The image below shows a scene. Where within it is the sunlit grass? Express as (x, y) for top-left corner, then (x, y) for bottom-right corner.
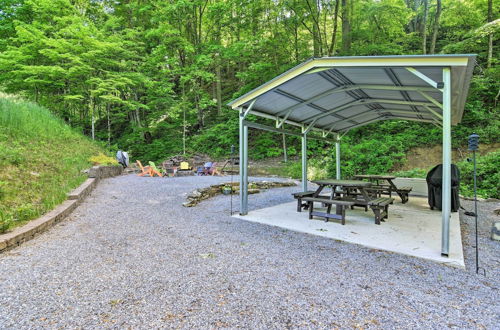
(0, 97), (105, 232)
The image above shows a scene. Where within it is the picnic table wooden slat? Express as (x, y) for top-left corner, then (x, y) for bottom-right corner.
(311, 179), (372, 187)
(354, 174), (411, 204)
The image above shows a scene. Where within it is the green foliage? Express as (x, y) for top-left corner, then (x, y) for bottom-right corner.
(0, 0), (497, 195)
(0, 96), (105, 233)
(336, 137), (406, 179)
(89, 153), (118, 166)
(307, 159), (329, 181)
(191, 115), (239, 158)
(0, 209), (12, 234)
(282, 161), (302, 180)
(250, 131), (285, 160)
(457, 151), (500, 199)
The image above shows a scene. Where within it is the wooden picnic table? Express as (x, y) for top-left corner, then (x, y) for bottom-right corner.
(353, 174), (412, 203)
(307, 180), (372, 223)
(312, 179), (373, 208)
(302, 179), (393, 225)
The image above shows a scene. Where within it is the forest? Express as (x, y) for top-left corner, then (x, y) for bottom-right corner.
(0, 0), (498, 172)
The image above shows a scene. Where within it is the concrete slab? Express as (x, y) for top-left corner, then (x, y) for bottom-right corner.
(233, 197), (464, 268)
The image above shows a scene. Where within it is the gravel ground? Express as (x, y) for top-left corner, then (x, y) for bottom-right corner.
(0, 175), (498, 329)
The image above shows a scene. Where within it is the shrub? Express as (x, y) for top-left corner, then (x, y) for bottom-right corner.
(0, 210), (12, 234)
(283, 161), (302, 179)
(89, 153), (118, 166)
(307, 159), (329, 181)
(457, 150), (500, 199)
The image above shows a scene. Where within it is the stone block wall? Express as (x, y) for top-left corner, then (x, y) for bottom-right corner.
(88, 165), (123, 179)
(1, 165), (123, 253)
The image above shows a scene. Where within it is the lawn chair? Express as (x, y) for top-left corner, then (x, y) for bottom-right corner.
(219, 159), (230, 173)
(179, 161), (191, 171)
(204, 162), (219, 176)
(137, 160), (153, 177)
(165, 166), (178, 177)
(148, 161), (163, 177)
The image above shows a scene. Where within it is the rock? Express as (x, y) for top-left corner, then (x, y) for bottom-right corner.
(88, 165), (123, 179)
(492, 221), (500, 241)
(182, 180), (296, 207)
(188, 190), (202, 199)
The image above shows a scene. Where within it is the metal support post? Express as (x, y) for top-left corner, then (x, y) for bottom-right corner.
(301, 129), (308, 192)
(441, 67), (451, 257)
(335, 135), (341, 180)
(239, 112), (248, 215)
(242, 124), (248, 214)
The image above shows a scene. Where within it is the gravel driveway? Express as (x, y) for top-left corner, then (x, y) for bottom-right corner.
(0, 175), (498, 329)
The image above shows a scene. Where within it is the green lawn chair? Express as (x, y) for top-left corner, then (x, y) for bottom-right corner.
(148, 161), (163, 177)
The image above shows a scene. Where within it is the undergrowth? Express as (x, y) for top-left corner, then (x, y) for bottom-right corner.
(281, 151), (500, 199)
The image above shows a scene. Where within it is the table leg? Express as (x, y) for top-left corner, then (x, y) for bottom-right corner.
(359, 187), (370, 211)
(313, 185), (325, 198)
(331, 185), (343, 215)
(387, 179), (401, 201)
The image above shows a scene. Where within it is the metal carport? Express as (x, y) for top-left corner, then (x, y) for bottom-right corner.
(228, 55), (476, 257)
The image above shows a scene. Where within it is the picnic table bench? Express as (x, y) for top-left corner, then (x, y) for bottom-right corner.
(301, 197), (356, 225)
(354, 175), (412, 204)
(292, 191), (316, 212)
(292, 191), (332, 212)
(368, 197), (394, 224)
(294, 179), (397, 225)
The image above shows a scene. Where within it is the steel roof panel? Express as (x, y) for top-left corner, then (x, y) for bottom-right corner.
(229, 55), (476, 132)
(334, 68), (395, 85)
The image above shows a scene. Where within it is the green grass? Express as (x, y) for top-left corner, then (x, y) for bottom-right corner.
(0, 96), (106, 233)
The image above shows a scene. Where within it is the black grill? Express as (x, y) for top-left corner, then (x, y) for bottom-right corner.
(426, 164), (460, 212)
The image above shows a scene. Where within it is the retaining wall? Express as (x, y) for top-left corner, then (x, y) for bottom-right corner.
(393, 178), (428, 197)
(0, 165), (122, 253)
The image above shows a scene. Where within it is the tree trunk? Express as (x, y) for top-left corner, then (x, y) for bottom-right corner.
(329, 0), (340, 56)
(294, 19), (299, 62)
(341, 0), (351, 53)
(309, 0), (321, 57)
(421, 0), (428, 54)
(183, 106), (186, 156)
(90, 98), (95, 140)
(430, 0), (441, 54)
(216, 58), (222, 115)
(487, 0), (493, 68)
(134, 93), (141, 127)
(413, 0), (419, 32)
(196, 90), (203, 129)
(107, 104), (111, 148)
(282, 133), (287, 163)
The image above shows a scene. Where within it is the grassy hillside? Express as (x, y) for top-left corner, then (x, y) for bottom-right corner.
(0, 96), (107, 233)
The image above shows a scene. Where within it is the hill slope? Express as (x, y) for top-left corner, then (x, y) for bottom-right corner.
(0, 96), (106, 232)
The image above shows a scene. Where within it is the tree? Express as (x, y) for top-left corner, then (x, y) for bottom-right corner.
(341, 0), (351, 53)
(430, 0), (441, 54)
(487, 0), (493, 68)
(0, 0), (497, 163)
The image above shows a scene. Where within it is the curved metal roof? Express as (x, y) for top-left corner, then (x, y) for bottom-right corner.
(228, 55), (476, 133)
